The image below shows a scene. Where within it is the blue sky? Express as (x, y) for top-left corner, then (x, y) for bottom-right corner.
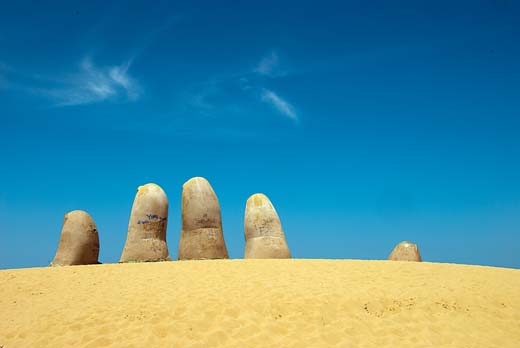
(1, 0), (519, 269)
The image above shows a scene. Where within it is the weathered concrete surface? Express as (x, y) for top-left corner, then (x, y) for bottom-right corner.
(120, 183), (169, 262)
(244, 193), (291, 259)
(178, 177), (229, 260)
(50, 210), (100, 266)
(388, 241), (422, 262)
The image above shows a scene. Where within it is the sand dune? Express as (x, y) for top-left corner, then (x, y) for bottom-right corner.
(1, 260), (519, 348)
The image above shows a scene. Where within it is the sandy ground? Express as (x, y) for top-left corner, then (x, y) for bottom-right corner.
(1, 259), (519, 348)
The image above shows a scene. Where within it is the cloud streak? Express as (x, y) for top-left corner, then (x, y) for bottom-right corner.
(2, 57), (141, 106)
(39, 57), (141, 106)
(183, 50), (299, 123)
(261, 89), (297, 120)
(254, 51), (279, 76)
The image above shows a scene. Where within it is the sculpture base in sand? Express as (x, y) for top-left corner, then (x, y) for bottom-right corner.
(244, 236), (291, 259)
(178, 228), (229, 260)
(388, 241), (422, 262)
(120, 239), (169, 263)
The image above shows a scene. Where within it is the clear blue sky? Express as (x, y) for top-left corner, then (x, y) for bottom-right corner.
(1, 0), (519, 269)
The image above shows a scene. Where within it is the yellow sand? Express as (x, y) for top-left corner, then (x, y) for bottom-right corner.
(1, 260), (519, 348)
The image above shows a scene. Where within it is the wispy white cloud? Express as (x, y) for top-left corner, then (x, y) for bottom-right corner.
(187, 79), (218, 111)
(108, 62), (141, 101)
(1, 57), (141, 106)
(261, 88), (297, 121)
(185, 51), (300, 123)
(254, 51), (279, 76)
(38, 57), (141, 106)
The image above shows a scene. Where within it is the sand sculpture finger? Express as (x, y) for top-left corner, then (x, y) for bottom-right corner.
(120, 183), (169, 262)
(178, 177), (229, 260)
(50, 210), (100, 266)
(388, 241), (422, 262)
(244, 193), (291, 259)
